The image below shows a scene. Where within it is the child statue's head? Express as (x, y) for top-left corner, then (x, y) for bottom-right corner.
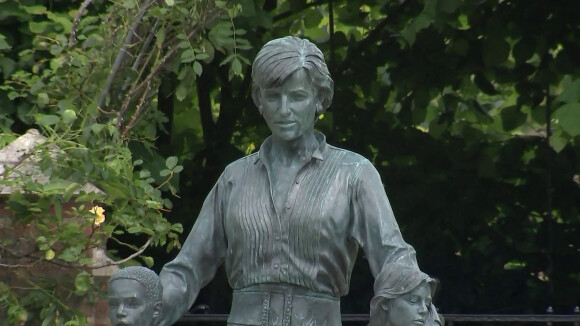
(369, 263), (443, 326)
(108, 266), (162, 326)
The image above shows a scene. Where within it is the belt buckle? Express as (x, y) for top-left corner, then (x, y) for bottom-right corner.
(261, 291), (270, 326)
(260, 286), (293, 326)
(283, 290), (293, 326)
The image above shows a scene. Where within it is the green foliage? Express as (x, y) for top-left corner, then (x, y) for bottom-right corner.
(0, 0), (243, 324)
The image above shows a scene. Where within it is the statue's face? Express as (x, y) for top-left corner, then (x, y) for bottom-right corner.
(108, 279), (158, 326)
(260, 69), (317, 142)
(385, 282), (431, 326)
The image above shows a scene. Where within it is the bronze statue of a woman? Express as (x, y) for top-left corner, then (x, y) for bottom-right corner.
(156, 36), (419, 326)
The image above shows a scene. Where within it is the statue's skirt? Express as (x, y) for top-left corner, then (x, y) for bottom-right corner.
(228, 283), (342, 326)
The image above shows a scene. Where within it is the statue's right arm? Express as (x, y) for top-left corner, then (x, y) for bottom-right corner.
(156, 177), (228, 326)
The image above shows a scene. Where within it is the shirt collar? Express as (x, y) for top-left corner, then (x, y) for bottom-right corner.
(253, 132), (327, 164)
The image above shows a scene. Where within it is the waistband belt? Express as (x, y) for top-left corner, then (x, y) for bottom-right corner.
(228, 284), (341, 326)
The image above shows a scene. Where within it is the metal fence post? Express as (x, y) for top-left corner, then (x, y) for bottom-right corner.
(546, 306), (553, 326)
(574, 306), (579, 326)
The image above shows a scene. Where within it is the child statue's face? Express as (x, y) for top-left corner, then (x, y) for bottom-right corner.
(385, 282), (432, 326)
(108, 279), (159, 326)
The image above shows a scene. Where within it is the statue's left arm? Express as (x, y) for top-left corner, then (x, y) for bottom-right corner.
(350, 160), (418, 277)
(155, 173), (229, 326)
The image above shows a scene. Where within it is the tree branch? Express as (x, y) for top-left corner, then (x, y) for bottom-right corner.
(98, 0), (156, 112)
(132, 20), (160, 71)
(116, 7), (223, 133)
(91, 237), (153, 268)
(197, 66), (215, 144)
(121, 78), (152, 139)
(69, 0), (95, 46)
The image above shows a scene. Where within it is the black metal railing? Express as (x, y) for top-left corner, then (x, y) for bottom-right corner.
(176, 312), (580, 325)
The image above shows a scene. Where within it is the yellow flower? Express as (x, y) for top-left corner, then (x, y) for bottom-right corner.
(89, 205), (105, 226)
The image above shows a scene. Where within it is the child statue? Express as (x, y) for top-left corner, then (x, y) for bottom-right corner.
(107, 266), (162, 326)
(369, 263), (444, 326)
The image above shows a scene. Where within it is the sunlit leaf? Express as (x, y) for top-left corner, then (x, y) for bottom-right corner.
(166, 156), (178, 169)
(555, 102), (580, 136)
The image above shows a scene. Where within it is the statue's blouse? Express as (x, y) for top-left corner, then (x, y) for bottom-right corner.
(158, 133), (417, 324)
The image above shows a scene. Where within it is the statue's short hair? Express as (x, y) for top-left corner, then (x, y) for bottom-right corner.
(251, 36), (334, 114)
(109, 266), (162, 305)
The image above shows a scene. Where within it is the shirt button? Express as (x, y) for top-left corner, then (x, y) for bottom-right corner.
(273, 264), (279, 269)
(275, 235), (281, 240)
(285, 204), (291, 209)
(295, 180), (299, 184)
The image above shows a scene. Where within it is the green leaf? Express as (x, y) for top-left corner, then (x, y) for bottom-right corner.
(513, 38), (536, 62)
(473, 73), (497, 95)
(438, 0), (459, 14)
(220, 54), (235, 66)
(44, 249), (55, 260)
(193, 61), (203, 76)
(195, 53), (210, 60)
(181, 49), (195, 63)
(61, 109), (77, 123)
(412, 13), (432, 31)
(175, 82), (188, 101)
(0, 57), (16, 78)
(165, 0), (174, 6)
(127, 226), (142, 233)
(91, 123), (105, 134)
(21, 5), (47, 14)
(36, 114), (60, 125)
(121, 0), (136, 9)
(59, 246), (82, 262)
(74, 272), (91, 293)
(156, 27), (165, 48)
(400, 26), (416, 46)
(37, 92), (50, 108)
(554, 78), (580, 104)
(482, 37), (510, 66)
(549, 130), (568, 153)
(232, 57), (242, 75)
(146, 200), (162, 209)
(173, 165), (183, 173)
(166, 156), (178, 169)
(503, 260), (526, 270)
(500, 106), (527, 131)
(555, 102), (580, 136)
(238, 0), (256, 17)
(141, 256), (154, 267)
(304, 9), (323, 28)
(29, 21), (50, 34)
(46, 11), (72, 31)
(159, 169), (171, 177)
(0, 34), (11, 51)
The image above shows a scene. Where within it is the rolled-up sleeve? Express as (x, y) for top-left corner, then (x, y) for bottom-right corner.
(350, 161), (418, 277)
(157, 173), (228, 326)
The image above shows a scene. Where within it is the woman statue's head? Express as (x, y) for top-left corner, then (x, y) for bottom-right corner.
(369, 264), (442, 326)
(251, 36), (334, 117)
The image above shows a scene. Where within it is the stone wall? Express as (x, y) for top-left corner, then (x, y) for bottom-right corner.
(1, 129), (115, 325)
